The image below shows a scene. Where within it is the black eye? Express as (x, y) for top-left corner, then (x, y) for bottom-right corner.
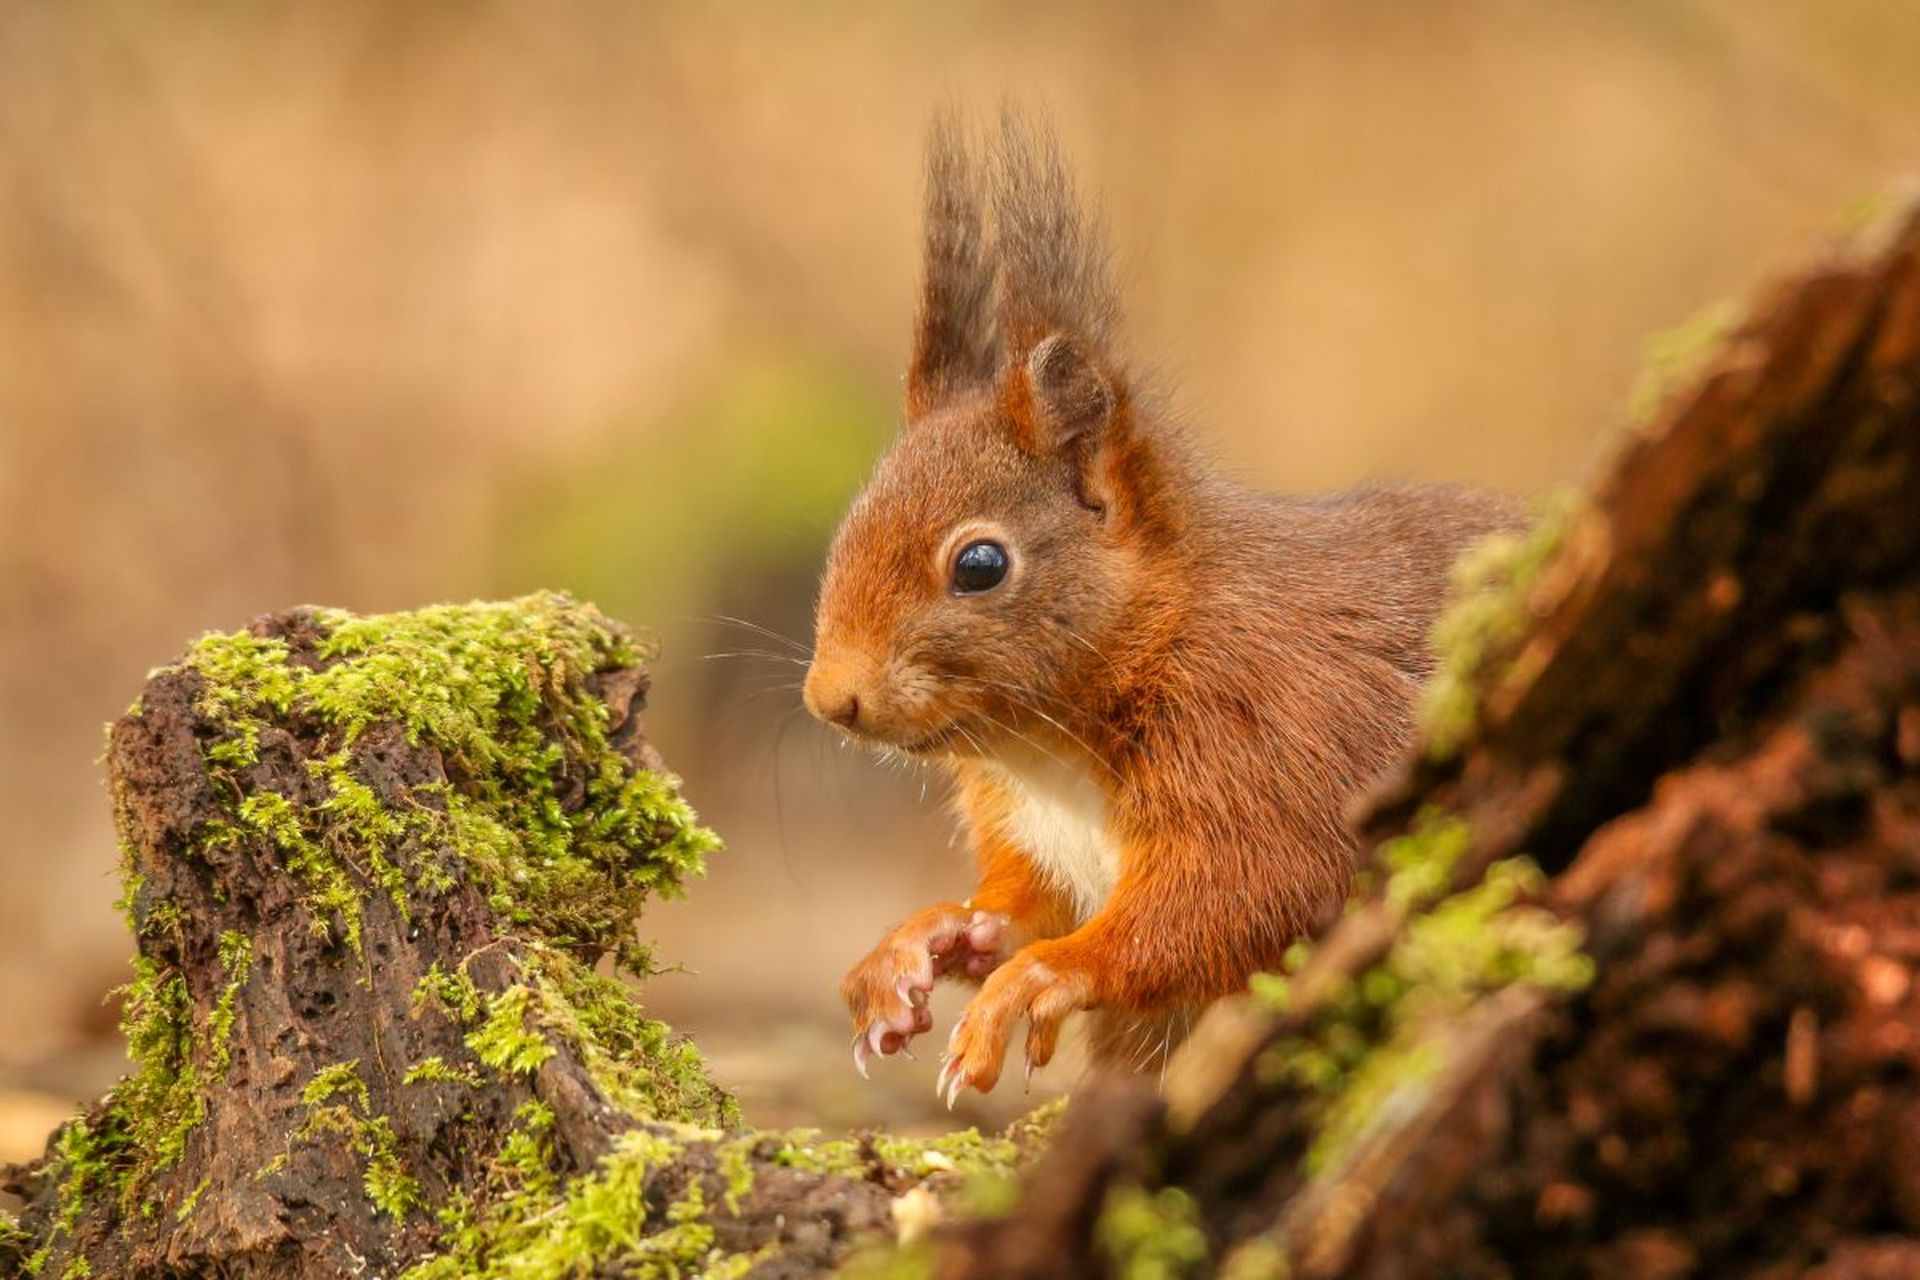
(951, 539), (1011, 594)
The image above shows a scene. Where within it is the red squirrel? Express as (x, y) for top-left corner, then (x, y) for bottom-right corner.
(803, 116), (1524, 1106)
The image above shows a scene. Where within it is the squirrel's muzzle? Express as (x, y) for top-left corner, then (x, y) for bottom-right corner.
(805, 645), (953, 751)
(804, 649), (873, 733)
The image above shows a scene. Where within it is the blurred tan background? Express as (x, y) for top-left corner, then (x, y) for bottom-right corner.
(2, 0), (1918, 1154)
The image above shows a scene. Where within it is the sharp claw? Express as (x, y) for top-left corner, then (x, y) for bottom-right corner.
(899, 1044), (916, 1061)
(867, 1022), (891, 1056)
(935, 1055), (956, 1101)
(1024, 1056), (1034, 1091)
(852, 1034), (871, 1080)
(945, 1071), (965, 1111)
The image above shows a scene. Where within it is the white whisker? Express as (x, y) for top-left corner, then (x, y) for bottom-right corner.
(699, 613), (811, 655)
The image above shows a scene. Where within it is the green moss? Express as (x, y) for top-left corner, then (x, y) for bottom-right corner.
(832, 1103), (1069, 1261)
(952, 1168), (1022, 1219)
(498, 1101), (560, 1193)
(715, 1139), (754, 1215)
(173, 1177), (212, 1224)
(1627, 299), (1738, 425)
(764, 1125), (1023, 1186)
(1300, 858), (1589, 1175)
(402, 1056), (484, 1089)
(1378, 812), (1473, 914)
(465, 985), (557, 1077)
(403, 1127), (760, 1280)
(16, 1113), (130, 1278)
(52, 1121), (112, 1237)
(176, 595), (718, 966)
(310, 750), (414, 915)
(995, 1095), (1068, 1156)
(1095, 1184), (1209, 1280)
(236, 790), (364, 950)
(1216, 1238), (1291, 1280)
(528, 957), (734, 1127)
(362, 1127), (428, 1222)
(767, 1130), (856, 1177)
(110, 957), (201, 1181)
(1251, 811), (1593, 1179)
(1419, 498), (1575, 761)
(295, 1061), (424, 1221)
(207, 931), (252, 1074)
(186, 629), (298, 771)
(872, 1128), (1021, 1182)
(838, 1240), (939, 1280)
(413, 963), (483, 1024)
(300, 1060), (369, 1109)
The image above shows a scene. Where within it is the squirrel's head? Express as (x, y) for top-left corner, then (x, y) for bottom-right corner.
(806, 115), (1180, 758)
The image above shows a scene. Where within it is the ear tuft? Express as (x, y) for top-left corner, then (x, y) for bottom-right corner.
(1025, 333), (1113, 448)
(906, 113), (998, 419)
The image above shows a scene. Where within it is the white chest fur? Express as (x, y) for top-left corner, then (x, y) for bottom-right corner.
(981, 752), (1120, 923)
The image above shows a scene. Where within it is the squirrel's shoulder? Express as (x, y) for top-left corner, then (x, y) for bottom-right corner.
(1273, 479), (1525, 531)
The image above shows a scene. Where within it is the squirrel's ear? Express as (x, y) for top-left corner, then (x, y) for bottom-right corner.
(1011, 332), (1130, 515)
(1012, 332), (1160, 524)
(1021, 333), (1114, 453)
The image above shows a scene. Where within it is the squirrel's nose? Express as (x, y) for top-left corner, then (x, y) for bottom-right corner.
(803, 661), (864, 730)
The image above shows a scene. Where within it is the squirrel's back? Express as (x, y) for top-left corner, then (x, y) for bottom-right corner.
(1229, 480), (1527, 680)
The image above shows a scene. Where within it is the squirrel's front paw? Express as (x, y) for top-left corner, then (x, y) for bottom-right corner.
(842, 904), (1010, 1077)
(936, 947), (1090, 1108)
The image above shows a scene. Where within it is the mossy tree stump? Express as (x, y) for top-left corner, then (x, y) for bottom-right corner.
(0, 596), (1017, 1279)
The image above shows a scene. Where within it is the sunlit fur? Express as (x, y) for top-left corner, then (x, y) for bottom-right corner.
(809, 113), (1525, 1089)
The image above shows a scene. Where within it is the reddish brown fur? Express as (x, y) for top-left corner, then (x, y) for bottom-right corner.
(807, 114), (1524, 1097)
